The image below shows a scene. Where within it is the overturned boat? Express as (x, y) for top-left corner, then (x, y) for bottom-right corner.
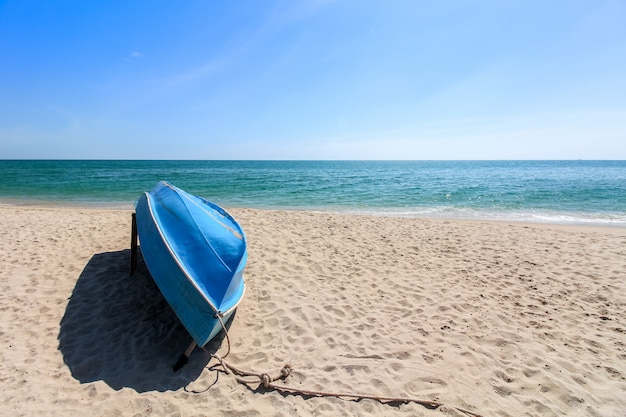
(135, 181), (247, 348)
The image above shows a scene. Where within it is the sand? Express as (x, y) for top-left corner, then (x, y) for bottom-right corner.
(0, 206), (625, 417)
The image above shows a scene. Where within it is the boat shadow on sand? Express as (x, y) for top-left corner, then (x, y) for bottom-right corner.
(58, 249), (229, 393)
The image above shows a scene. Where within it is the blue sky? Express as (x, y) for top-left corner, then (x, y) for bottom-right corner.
(1, 1), (624, 159)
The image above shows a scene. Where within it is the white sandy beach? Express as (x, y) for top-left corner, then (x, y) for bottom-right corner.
(0, 206), (625, 416)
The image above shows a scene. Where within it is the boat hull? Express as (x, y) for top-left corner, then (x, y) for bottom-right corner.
(135, 181), (246, 347)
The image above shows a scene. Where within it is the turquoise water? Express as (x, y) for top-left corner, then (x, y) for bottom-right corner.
(1, 160), (625, 226)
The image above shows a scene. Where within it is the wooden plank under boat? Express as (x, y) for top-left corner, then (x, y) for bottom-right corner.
(135, 181), (247, 347)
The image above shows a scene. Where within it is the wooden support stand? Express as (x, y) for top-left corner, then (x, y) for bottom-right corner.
(130, 212), (138, 275)
(173, 340), (197, 372)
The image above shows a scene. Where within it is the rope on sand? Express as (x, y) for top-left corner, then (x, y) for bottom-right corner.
(198, 312), (482, 417)
(206, 352), (483, 417)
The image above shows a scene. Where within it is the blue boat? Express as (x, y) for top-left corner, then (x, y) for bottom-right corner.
(135, 181), (247, 348)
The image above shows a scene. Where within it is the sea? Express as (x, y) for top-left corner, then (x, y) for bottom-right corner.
(1, 160), (625, 226)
